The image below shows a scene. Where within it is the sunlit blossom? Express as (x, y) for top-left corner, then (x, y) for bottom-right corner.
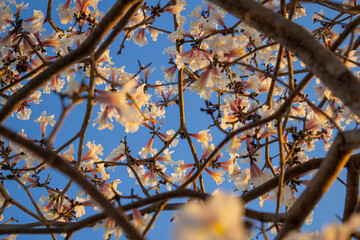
(189, 129), (212, 148)
(22, 10), (45, 33)
(82, 141), (103, 162)
(33, 111), (56, 138)
(132, 28), (148, 47)
(138, 137), (157, 158)
(205, 168), (225, 185)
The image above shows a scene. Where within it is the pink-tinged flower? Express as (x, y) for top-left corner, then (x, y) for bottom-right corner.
(99, 179), (121, 199)
(96, 91), (126, 108)
(62, 144), (75, 162)
(259, 127), (277, 139)
(219, 159), (234, 173)
(138, 137), (157, 158)
(93, 105), (115, 131)
(223, 48), (245, 59)
(189, 130), (212, 148)
(85, 161), (109, 180)
(79, 199), (95, 207)
(26, 91), (42, 105)
(148, 27), (162, 41)
(304, 137), (315, 152)
(95, 82), (138, 124)
(108, 69), (118, 83)
(21, 172), (36, 184)
(162, 65), (177, 81)
(200, 22), (218, 36)
(29, 58), (42, 69)
(211, 65), (223, 83)
(229, 164), (250, 191)
(229, 98), (243, 114)
(258, 82), (271, 93)
(193, 68), (212, 91)
(93, 217), (123, 240)
(201, 50), (212, 60)
(43, 198), (55, 212)
(141, 121), (153, 129)
(291, 105), (306, 117)
(180, 167), (195, 183)
(163, 4), (186, 15)
(16, 105), (32, 120)
(244, 137), (253, 152)
(304, 118), (320, 131)
(43, 75), (65, 93)
(156, 149), (174, 166)
(132, 209), (151, 231)
(105, 143), (126, 162)
(159, 171), (173, 182)
(213, 11), (226, 28)
(309, 103), (326, 120)
(14, 2), (29, 15)
(205, 168), (225, 185)
(23, 10), (45, 33)
(83, 161), (100, 174)
(215, 152), (223, 162)
(200, 144), (214, 161)
(132, 28), (148, 47)
(226, 136), (241, 154)
(76, 0), (90, 13)
(250, 161), (262, 179)
(130, 84), (151, 108)
(62, 0), (72, 10)
(0, 34), (13, 46)
(140, 166), (158, 187)
(82, 141), (103, 162)
(249, 162), (272, 187)
(158, 132), (172, 141)
(143, 68), (154, 82)
(23, 37), (34, 53)
(242, 79), (256, 90)
(128, 9), (144, 26)
(33, 111), (56, 138)
(173, 192), (246, 240)
(42, 38), (59, 48)
(178, 163), (195, 172)
(269, 185), (296, 208)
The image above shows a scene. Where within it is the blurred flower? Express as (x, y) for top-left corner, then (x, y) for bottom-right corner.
(138, 137), (157, 158)
(173, 192), (246, 240)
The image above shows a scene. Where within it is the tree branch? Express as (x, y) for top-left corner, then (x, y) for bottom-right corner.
(209, 0), (360, 117)
(0, 0), (142, 125)
(276, 130), (360, 239)
(343, 159), (360, 221)
(0, 126), (144, 240)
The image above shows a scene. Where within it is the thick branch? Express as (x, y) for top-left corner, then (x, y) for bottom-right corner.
(343, 160), (360, 221)
(0, 0), (141, 125)
(242, 158), (322, 203)
(242, 154), (360, 203)
(0, 189), (285, 235)
(0, 126), (143, 240)
(276, 130), (360, 239)
(94, 1), (143, 60)
(209, 0), (360, 117)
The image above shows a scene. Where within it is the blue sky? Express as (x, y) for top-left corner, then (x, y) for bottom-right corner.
(1, 0), (355, 239)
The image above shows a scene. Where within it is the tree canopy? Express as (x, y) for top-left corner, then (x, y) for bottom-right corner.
(0, 0), (360, 239)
